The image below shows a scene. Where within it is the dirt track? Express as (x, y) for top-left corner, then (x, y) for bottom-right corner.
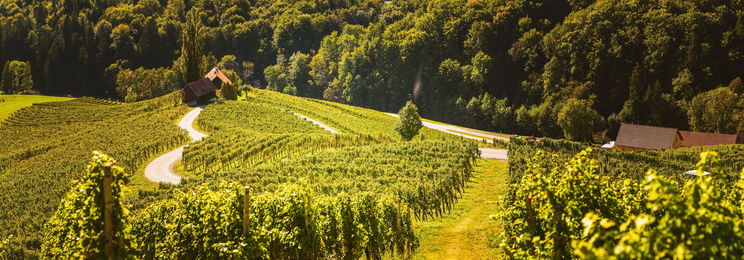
(144, 107), (206, 184)
(385, 113), (508, 161)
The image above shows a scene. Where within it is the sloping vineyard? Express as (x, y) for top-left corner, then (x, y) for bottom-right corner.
(186, 141), (480, 220)
(41, 153), (419, 259)
(183, 133), (386, 173)
(507, 138), (744, 182)
(182, 100), (396, 174)
(0, 93), (188, 257)
(499, 138), (744, 258)
(35, 90), (481, 258)
(131, 183), (418, 259)
(243, 89), (455, 140)
(181, 94), (480, 221)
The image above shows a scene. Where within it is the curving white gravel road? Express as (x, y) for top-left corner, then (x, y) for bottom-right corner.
(144, 107), (206, 184)
(385, 113), (508, 161)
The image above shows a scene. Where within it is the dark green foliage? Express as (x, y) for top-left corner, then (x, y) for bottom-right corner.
(0, 60), (32, 94)
(728, 76), (744, 94)
(395, 101), (423, 141)
(116, 67), (181, 102)
(1, 0), (741, 133)
(220, 82), (238, 100)
(687, 87), (742, 135)
(181, 8), (205, 83)
(557, 99), (603, 141)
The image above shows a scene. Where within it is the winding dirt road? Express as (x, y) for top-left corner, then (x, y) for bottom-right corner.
(385, 113), (508, 161)
(144, 107), (206, 184)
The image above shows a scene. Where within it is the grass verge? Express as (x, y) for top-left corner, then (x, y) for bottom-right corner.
(411, 159), (507, 259)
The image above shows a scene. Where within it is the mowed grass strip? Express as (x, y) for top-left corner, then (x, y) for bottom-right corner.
(0, 94), (73, 122)
(412, 159), (507, 260)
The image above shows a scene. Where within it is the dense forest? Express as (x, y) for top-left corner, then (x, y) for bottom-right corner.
(1, 0), (743, 139)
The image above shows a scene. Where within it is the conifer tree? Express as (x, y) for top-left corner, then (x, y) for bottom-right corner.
(395, 101), (424, 141)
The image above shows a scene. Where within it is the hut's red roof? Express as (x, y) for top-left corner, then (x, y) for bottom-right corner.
(679, 131), (738, 147)
(205, 67), (233, 85)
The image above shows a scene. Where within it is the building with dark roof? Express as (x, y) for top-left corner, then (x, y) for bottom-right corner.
(182, 78), (217, 106)
(614, 123), (682, 151)
(679, 131), (739, 147)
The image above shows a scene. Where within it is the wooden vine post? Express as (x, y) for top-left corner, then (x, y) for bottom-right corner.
(102, 164), (115, 258)
(395, 200), (401, 251)
(243, 186), (251, 237)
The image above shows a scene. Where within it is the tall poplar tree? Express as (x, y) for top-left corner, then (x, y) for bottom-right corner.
(181, 8), (205, 83)
(1, 61), (10, 94)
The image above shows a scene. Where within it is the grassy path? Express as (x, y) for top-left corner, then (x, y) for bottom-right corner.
(412, 159), (507, 259)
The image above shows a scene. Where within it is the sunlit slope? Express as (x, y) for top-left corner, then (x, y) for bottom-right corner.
(244, 88), (456, 139)
(0, 94), (74, 123)
(0, 94), (188, 256)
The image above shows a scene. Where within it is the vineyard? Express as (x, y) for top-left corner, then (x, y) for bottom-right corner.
(5, 87), (743, 258)
(241, 89), (455, 139)
(26, 88), (483, 259)
(499, 138), (744, 258)
(180, 91), (480, 220)
(184, 141), (480, 219)
(0, 93), (188, 257)
(0, 89), (483, 258)
(41, 152), (420, 259)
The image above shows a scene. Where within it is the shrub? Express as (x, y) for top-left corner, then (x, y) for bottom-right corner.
(395, 101), (423, 141)
(221, 82), (238, 100)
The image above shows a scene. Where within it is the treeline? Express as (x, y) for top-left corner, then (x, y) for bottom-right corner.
(0, 0), (385, 98)
(1, 0), (743, 138)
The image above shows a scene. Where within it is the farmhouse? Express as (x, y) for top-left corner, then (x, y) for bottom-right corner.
(679, 131), (739, 147)
(614, 123), (742, 151)
(182, 78), (218, 106)
(182, 67), (234, 105)
(205, 67), (233, 89)
(614, 123), (682, 151)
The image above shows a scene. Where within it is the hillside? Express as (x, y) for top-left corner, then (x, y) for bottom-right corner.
(0, 94), (189, 257)
(1, 0), (742, 140)
(0, 89), (485, 257)
(0, 95), (73, 123)
(2, 88), (743, 258)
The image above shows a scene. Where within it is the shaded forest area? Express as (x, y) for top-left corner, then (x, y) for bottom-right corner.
(1, 0), (743, 139)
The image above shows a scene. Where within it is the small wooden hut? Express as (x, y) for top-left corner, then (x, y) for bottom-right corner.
(182, 78), (218, 106)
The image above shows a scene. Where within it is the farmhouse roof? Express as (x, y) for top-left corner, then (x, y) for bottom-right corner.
(615, 123), (680, 150)
(186, 78), (218, 97)
(679, 131), (739, 147)
(205, 67), (233, 85)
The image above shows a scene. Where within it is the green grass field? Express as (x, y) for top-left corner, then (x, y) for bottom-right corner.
(0, 94), (73, 123)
